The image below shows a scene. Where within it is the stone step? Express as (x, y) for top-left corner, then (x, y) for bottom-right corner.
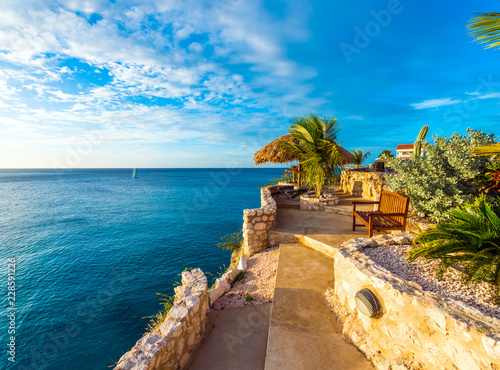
(264, 244), (373, 370)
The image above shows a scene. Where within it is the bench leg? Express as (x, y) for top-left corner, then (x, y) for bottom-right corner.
(368, 217), (373, 238)
(352, 213), (356, 231)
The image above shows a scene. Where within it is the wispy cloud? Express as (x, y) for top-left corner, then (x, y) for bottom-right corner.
(344, 115), (364, 120)
(477, 92), (500, 100)
(410, 98), (462, 110)
(1, 1), (500, 168)
(0, 0), (324, 167)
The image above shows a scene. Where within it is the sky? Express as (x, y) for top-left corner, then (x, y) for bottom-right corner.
(0, 0), (499, 168)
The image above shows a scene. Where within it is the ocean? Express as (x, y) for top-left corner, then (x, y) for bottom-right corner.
(0, 168), (284, 370)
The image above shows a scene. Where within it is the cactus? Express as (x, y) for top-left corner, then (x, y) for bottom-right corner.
(414, 125), (428, 157)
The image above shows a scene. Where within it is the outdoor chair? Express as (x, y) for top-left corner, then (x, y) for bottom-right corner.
(352, 190), (410, 237)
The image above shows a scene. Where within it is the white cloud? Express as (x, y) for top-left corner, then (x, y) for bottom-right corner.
(411, 98), (462, 110)
(0, 0), (325, 167)
(478, 92), (500, 100)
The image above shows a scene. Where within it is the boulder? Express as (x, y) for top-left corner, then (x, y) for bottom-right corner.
(207, 278), (231, 305)
(222, 268), (241, 284)
(238, 255), (248, 270)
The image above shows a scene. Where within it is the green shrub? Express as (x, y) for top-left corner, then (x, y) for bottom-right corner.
(142, 267), (191, 334)
(409, 196), (500, 291)
(387, 128), (496, 221)
(217, 230), (243, 252)
(208, 264), (227, 290)
(235, 270), (247, 282)
(142, 293), (175, 334)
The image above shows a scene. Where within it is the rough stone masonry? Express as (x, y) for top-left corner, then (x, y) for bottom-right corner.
(242, 186), (277, 256)
(331, 233), (500, 370)
(114, 268), (209, 370)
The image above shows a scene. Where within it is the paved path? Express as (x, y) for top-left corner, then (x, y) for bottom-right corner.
(187, 304), (271, 370)
(264, 243), (373, 370)
(189, 190), (377, 369)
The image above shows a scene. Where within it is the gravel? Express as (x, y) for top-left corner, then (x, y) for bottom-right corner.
(212, 246), (279, 310)
(360, 244), (500, 319)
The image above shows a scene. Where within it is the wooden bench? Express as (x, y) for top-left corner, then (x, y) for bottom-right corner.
(352, 190), (410, 237)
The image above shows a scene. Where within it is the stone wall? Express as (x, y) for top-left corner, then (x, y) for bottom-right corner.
(242, 186), (277, 256)
(300, 193), (339, 211)
(340, 169), (391, 200)
(115, 269), (209, 370)
(331, 234), (500, 369)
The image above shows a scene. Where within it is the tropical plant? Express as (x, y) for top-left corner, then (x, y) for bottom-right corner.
(414, 125), (428, 157)
(387, 129), (496, 221)
(485, 167), (500, 194)
(351, 149), (370, 168)
(409, 196), (500, 290)
(280, 113), (343, 197)
(283, 164), (305, 184)
(468, 12), (500, 49)
(264, 176), (291, 186)
(378, 150), (394, 160)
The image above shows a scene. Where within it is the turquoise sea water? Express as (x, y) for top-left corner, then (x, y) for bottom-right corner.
(0, 168), (284, 370)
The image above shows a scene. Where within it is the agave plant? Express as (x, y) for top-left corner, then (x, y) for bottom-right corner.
(351, 149), (370, 168)
(408, 196), (500, 289)
(281, 113), (342, 197)
(468, 12), (500, 49)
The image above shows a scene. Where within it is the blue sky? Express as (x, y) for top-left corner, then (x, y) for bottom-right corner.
(0, 0), (499, 168)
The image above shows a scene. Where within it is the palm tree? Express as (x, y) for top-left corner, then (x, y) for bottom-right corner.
(378, 149), (394, 160)
(283, 164), (305, 183)
(351, 149), (370, 168)
(468, 12), (500, 49)
(409, 197), (500, 289)
(280, 113), (343, 197)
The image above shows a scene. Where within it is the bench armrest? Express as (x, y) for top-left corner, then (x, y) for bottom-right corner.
(352, 200), (380, 212)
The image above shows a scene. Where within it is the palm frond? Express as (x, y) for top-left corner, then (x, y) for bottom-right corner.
(472, 143), (500, 156)
(408, 196), (500, 292)
(350, 149), (371, 168)
(284, 112), (343, 196)
(468, 13), (500, 49)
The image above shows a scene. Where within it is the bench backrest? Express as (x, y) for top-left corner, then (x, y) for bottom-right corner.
(379, 190), (410, 224)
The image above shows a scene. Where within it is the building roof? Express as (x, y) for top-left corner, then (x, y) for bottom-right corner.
(396, 143), (424, 151)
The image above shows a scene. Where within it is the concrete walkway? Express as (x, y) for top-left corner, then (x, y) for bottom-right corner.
(189, 190), (378, 369)
(271, 190), (385, 247)
(187, 304), (271, 370)
(264, 244), (373, 370)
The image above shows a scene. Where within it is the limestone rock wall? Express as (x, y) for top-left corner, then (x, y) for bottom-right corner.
(207, 255), (247, 306)
(242, 186), (277, 256)
(115, 269), (209, 370)
(340, 169), (391, 200)
(332, 235), (500, 369)
(300, 194), (339, 211)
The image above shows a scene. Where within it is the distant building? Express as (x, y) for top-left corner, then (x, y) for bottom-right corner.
(395, 143), (425, 159)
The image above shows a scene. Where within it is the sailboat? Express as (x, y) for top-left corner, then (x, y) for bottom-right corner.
(132, 168), (139, 179)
